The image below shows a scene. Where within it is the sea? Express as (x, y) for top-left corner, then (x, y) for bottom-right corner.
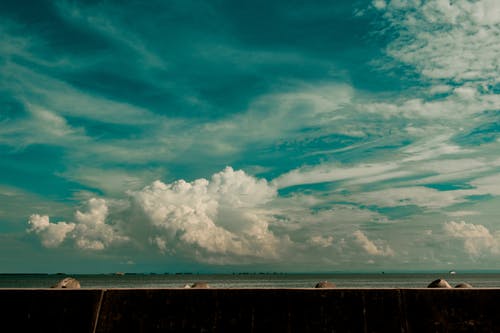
(1, 273), (500, 289)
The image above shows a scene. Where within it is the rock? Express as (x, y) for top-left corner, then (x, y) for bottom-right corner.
(314, 281), (336, 288)
(51, 277), (81, 289)
(427, 278), (452, 288)
(191, 282), (210, 288)
(455, 283), (473, 288)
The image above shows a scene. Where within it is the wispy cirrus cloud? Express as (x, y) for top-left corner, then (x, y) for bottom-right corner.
(376, 0), (500, 86)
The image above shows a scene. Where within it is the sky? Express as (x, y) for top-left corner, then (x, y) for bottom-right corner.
(1, 0), (500, 273)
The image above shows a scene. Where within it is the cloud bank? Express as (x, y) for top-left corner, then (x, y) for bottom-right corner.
(29, 198), (128, 250)
(28, 167), (404, 267)
(444, 221), (500, 257)
(28, 168), (287, 264)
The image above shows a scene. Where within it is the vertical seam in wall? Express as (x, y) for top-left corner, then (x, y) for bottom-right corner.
(92, 289), (105, 333)
(398, 289), (409, 333)
(362, 292), (368, 333)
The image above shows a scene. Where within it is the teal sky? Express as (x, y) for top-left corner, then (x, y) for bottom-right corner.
(1, 0), (500, 273)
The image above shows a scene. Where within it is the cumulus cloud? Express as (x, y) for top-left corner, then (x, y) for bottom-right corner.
(72, 198), (129, 250)
(28, 198), (128, 250)
(131, 167), (282, 262)
(353, 230), (394, 257)
(28, 215), (75, 248)
(307, 235), (334, 248)
(28, 167), (410, 266)
(28, 167), (288, 264)
(443, 221), (500, 257)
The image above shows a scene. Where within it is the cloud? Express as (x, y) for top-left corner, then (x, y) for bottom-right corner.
(59, 166), (164, 195)
(56, 1), (167, 70)
(27, 166), (405, 266)
(353, 230), (394, 256)
(72, 198), (129, 250)
(469, 173), (500, 196)
(307, 235), (334, 248)
(28, 167), (287, 264)
(28, 198), (128, 250)
(353, 186), (466, 209)
(377, 0), (500, 86)
(199, 83), (354, 155)
(28, 215), (75, 248)
(274, 162), (400, 189)
(446, 211), (480, 218)
(443, 221), (500, 257)
(402, 135), (468, 162)
(131, 167), (282, 262)
(372, 0), (387, 10)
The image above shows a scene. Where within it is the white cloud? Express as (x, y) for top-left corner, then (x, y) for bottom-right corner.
(402, 135), (468, 162)
(28, 167), (286, 263)
(28, 215), (75, 248)
(274, 162), (400, 189)
(307, 235), (334, 248)
(380, 0), (500, 86)
(59, 167), (164, 196)
(372, 0), (387, 10)
(443, 221), (500, 257)
(28, 198), (128, 250)
(56, 1), (168, 70)
(352, 186), (465, 209)
(131, 167), (282, 262)
(469, 173), (500, 196)
(360, 94), (500, 120)
(353, 230), (394, 256)
(27, 167), (407, 266)
(446, 211), (480, 218)
(72, 198), (129, 250)
(28, 104), (79, 138)
(200, 83), (354, 154)
(429, 84), (453, 95)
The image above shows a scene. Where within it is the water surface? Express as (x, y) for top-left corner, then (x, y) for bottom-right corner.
(1, 273), (499, 289)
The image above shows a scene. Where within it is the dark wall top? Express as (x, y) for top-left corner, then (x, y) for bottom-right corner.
(1, 289), (499, 333)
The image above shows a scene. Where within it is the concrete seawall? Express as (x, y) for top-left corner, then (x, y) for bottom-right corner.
(2, 288), (500, 332)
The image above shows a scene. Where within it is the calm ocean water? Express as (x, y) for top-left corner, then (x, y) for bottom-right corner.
(2, 273), (500, 289)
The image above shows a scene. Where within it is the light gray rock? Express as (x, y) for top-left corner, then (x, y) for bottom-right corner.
(191, 282), (210, 288)
(455, 282), (473, 288)
(427, 278), (452, 288)
(314, 281), (336, 288)
(51, 277), (81, 289)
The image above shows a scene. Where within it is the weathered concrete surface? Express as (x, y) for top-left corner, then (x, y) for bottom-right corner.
(2, 289), (500, 332)
(96, 289), (405, 333)
(402, 289), (500, 333)
(0, 289), (102, 333)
